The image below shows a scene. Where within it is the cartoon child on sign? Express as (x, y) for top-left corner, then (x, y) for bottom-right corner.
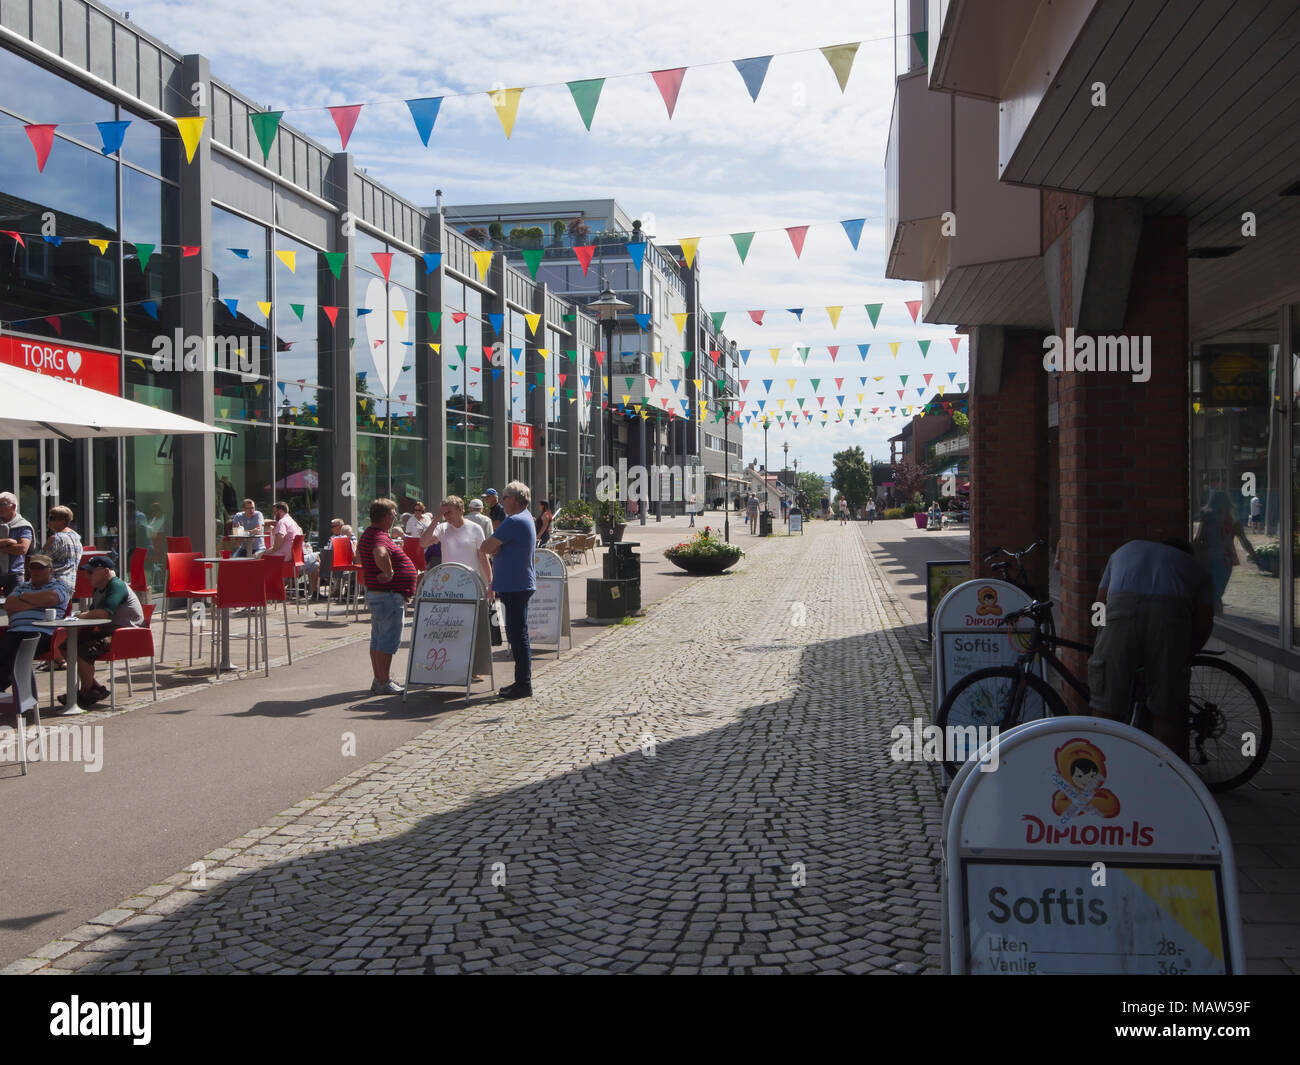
(1050, 738), (1121, 823)
(975, 586), (1002, 616)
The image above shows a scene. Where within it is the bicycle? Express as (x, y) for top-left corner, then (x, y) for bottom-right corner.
(935, 595), (1272, 792)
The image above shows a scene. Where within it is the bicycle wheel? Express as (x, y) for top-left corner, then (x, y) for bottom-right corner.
(1185, 656), (1272, 792)
(936, 666), (1068, 777)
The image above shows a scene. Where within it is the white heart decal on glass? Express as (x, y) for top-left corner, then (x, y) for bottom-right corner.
(65, 349), (82, 374)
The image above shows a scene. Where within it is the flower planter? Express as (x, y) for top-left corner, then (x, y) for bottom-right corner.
(666, 553), (740, 574)
(915, 513), (928, 529)
(598, 520), (627, 545)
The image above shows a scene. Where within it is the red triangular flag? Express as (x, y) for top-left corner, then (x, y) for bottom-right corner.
(835, 378), (844, 389)
(328, 104), (363, 150)
(181, 245), (200, 257)
(749, 310), (765, 325)
(372, 252), (393, 282)
(574, 245), (596, 275)
(452, 312), (467, 323)
(786, 225), (809, 258)
(950, 337), (962, 353)
(924, 373), (933, 385)
(709, 349), (721, 365)
(1, 230), (25, 248)
(905, 300), (922, 322)
(322, 306), (339, 326)
(651, 68), (687, 118)
(44, 316), (62, 335)
(25, 124), (56, 172)
(828, 345), (839, 360)
(594, 350), (605, 367)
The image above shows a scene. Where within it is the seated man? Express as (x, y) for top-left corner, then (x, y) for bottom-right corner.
(0, 554), (70, 693)
(1088, 538), (1215, 761)
(72, 557), (145, 705)
(257, 501), (315, 589)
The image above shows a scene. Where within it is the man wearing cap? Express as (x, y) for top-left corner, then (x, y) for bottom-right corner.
(0, 490), (35, 596)
(484, 489), (506, 532)
(71, 556), (144, 706)
(465, 499), (493, 539)
(0, 553), (69, 695)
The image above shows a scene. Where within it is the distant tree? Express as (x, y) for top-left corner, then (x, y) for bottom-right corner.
(832, 446), (873, 511)
(488, 221), (503, 241)
(464, 226), (488, 244)
(952, 410), (970, 432)
(891, 456), (929, 502)
(567, 218), (590, 243)
(796, 471), (825, 509)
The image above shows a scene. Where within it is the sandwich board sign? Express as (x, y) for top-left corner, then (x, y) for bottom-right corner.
(531, 548), (571, 657)
(405, 563), (494, 700)
(788, 508), (803, 534)
(942, 717), (1243, 974)
(931, 578), (1037, 712)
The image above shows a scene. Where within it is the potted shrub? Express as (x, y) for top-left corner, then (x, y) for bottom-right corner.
(465, 225), (488, 245)
(596, 499), (627, 544)
(1254, 541), (1280, 577)
(488, 221), (504, 243)
(554, 498), (594, 532)
(552, 220), (566, 245)
(664, 526), (744, 574)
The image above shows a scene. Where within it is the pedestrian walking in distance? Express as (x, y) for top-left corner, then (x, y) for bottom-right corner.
(479, 481), (537, 700)
(839, 497), (848, 525)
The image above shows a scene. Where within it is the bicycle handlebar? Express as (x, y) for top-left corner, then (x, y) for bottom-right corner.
(982, 539), (1048, 565)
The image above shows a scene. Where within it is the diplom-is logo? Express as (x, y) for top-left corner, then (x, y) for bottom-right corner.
(962, 585), (1006, 626)
(1022, 738), (1156, 847)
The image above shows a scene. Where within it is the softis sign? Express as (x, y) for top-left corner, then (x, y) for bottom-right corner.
(511, 423), (535, 449)
(0, 335), (121, 396)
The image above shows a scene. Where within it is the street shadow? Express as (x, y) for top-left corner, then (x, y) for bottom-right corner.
(58, 627), (945, 975)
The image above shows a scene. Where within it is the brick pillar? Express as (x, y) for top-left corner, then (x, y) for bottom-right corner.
(1056, 215), (1189, 707)
(969, 326), (1051, 593)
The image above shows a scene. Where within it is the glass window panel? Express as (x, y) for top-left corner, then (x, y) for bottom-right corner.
(0, 45), (115, 126)
(272, 233), (330, 396)
(1190, 312), (1281, 642)
(211, 206), (271, 384)
(122, 167), (180, 355)
(213, 420), (274, 542)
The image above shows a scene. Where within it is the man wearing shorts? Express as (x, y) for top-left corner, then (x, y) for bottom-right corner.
(358, 499), (418, 695)
(74, 556), (144, 705)
(1087, 538), (1215, 761)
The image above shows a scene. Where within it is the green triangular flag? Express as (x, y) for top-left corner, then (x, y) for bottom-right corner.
(730, 232), (754, 263)
(799, 346), (810, 363)
(900, 374), (909, 385)
(918, 339), (930, 357)
(681, 350), (693, 367)
(521, 248), (544, 279)
(426, 311), (442, 332)
(624, 377), (634, 389)
(456, 345), (468, 358)
(535, 372), (545, 384)
(249, 110), (284, 162)
(567, 78), (605, 131)
(810, 378), (821, 391)
(865, 303), (882, 327)
(566, 389), (575, 398)
(133, 243), (155, 271)
(562, 313), (576, 321)
(797, 398), (806, 409)
(710, 311), (726, 332)
(323, 251), (347, 279)
(911, 32), (929, 65)
(290, 303), (305, 321)
(77, 311), (94, 324)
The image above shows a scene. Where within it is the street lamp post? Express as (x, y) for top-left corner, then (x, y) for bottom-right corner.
(717, 385), (738, 543)
(588, 285), (631, 546)
(762, 417), (770, 514)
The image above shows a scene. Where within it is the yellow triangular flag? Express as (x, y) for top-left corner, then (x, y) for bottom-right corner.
(652, 351), (663, 369)
(873, 375), (884, 381)
(672, 312), (689, 334)
(360, 398), (368, 410)
(693, 378), (704, 391)
(548, 387), (556, 396)
(826, 305), (842, 328)
(88, 239), (110, 255)
(856, 393), (864, 403)
(515, 370), (525, 377)
(938, 384), (946, 395)
(429, 343), (440, 354)
(257, 301), (272, 318)
(538, 348), (550, 359)
(276, 249), (297, 273)
(253, 381), (263, 395)
(392, 309), (407, 329)
(778, 399), (786, 410)
(787, 379), (797, 392)
(679, 238), (700, 269)
(821, 43), (860, 93)
(175, 116), (206, 163)
(770, 348), (781, 363)
(1193, 401), (1201, 413)
(524, 312), (541, 335)
(471, 250), (494, 281)
(622, 394), (631, 405)
(889, 342), (900, 358)
(490, 87), (524, 138)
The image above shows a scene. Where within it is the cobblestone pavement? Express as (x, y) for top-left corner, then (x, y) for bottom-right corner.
(8, 521), (944, 974)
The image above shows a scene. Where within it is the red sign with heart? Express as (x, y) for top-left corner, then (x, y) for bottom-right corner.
(0, 334), (121, 396)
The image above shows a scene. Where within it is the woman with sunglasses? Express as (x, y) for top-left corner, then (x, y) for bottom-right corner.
(42, 505), (83, 593)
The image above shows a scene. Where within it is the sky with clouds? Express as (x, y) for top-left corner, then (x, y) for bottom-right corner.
(117, 0), (966, 478)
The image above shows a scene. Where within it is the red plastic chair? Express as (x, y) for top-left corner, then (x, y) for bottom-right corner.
(128, 547), (149, 598)
(266, 557), (295, 664)
(161, 552), (217, 666)
(326, 536), (363, 622)
(73, 566), (94, 607)
(102, 604), (158, 710)
(212, 558), (269, 679)
(403, 536), (427, 574)
(288, 534), (307, 612)
(165, 536), (193, 553)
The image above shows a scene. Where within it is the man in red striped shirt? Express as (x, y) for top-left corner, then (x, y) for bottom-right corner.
(358, 498), (418, 695)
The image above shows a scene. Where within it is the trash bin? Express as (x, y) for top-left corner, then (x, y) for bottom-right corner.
(759, 511), (773, 537)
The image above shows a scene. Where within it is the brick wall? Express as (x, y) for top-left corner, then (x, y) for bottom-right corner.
(1055, 215), (1189, 706)
(969, 328), (1051, 594)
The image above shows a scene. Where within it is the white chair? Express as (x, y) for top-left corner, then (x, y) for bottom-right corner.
(1, 636), (44, 775)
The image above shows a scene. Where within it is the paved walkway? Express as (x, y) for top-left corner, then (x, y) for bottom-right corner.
(6, 519), (944, 974)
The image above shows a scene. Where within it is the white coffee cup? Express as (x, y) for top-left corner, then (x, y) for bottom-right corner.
(44, 608), (57, 622)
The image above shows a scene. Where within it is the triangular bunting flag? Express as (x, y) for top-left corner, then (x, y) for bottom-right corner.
(841, 218), (865, 250)
(132, 243), (155, 271)
(826, 305), (842, 328)
(730, 232), (754, 263)
(567, 78), (605, 130)
(905, 300), (922, 322)
(249, 110), (284, 162)
(489, 88), (524, 138)
(406, 97), (443, 146)
(275, 249), (297, 273)
(574, 245), (595, 275)
(626, 241), (647, 271)
(257, 300), (272, 318)
(175, 116), (206, 162)
(786, 225), (810, 258)
(651, 68), (687, 118)
(96, 120), (130, 156)
(918, 339), (930, 357)
(820, 43), (860, 92)
(323, 251), (347, 279)
(471, 250), (493, 281)
(328, 104), (362, 150)
(24, 124), (57, 171)
(733, 56), (773, 101)
(521, 248), (544, 279)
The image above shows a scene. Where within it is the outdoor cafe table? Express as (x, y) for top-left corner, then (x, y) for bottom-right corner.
(29, 616), (106, 716)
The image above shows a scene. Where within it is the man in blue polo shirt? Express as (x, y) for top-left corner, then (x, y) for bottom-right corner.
(479, 481), (536, 700)
(1, 553), (70, 693)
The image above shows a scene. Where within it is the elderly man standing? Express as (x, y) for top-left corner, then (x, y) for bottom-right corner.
(0, 491), (35, 596)
(479, 481), (536, 700)
(358, 499), (418, 695)
(465, 499), (493, 539)
(72, 556), (144, 705)
(0, 554), (70, 693)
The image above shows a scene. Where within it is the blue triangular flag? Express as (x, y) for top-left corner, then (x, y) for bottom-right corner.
(222, 298), (238, 317)
(949, 371), (957, 382)
(670, 379), (681, 392)
(858, 343), (869, 359)
(634, 313), (651, 329)
(626, 241), (647, 271)
(492, 368), (503, 380)
(757, 399), (766, 411)
(43, 235), (62, 246)
(511, 347), (523, 362)
(762, 379), (773, 392)
(450, 384), (459, 394)
(733, 56), (773, 102)
(229, 248), (249, 259)
(421, 252), (442, 274)
(141, 300), (158, 320)
(406, 97), (443, 146)
(357, 307), (372, 317)
(277, 382), (286, 393)
(487, 313), (503, 334)
(840, 218), (865, 250)
(788, 308), (804, 320)
(96, 120), (130, 156)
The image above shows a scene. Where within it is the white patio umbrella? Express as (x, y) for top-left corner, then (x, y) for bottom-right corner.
(0, 362), (232, 440)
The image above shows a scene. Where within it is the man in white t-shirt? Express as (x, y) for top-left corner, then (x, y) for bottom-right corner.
(421, 495), (490, 589)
